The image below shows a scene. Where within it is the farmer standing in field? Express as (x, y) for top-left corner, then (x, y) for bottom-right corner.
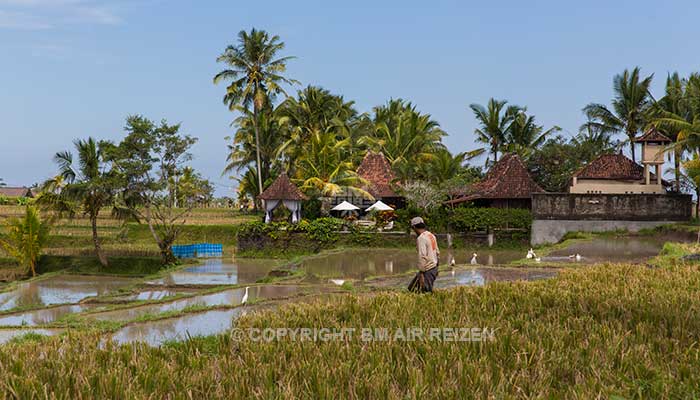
(408, 217), (440, 293)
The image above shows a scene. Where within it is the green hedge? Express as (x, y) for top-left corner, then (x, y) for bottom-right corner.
(450, 207), (532, 232)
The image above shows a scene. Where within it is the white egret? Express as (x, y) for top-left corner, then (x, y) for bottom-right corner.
(241, 286), (249, 304)
(575, 254), (582, 262)
(526, 248), (536, 259)
(470, 253), (478, 265)
(330, 279), (345, 286)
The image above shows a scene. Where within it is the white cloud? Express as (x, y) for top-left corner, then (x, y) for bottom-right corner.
(0, 0), (122, 29)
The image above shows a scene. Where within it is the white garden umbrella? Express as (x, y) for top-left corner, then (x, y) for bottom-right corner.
(331, 201), (360, 217)
(366, 200), (394, 212)
(331, 201), (360, 211)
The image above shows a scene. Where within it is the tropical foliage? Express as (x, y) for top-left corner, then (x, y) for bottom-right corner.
(0, 206), (51, 276)
(38, 137), (119, 267)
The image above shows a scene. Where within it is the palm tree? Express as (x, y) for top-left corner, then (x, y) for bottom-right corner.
(581, 67), (654, 161)
(37, 138), (116, 267)
(470, 98), (520, 165)
(224, 105), (286, 195)
(504, 110), (561, 158)
(277, 86), (360, 169)
(214, 29), (297, 197)
(361, 99), (446, 180)
(0, 206), (51, 277)
(293, 130), (370, 199)
(651, 73), (700, 191)
(682, 153), (700, 224)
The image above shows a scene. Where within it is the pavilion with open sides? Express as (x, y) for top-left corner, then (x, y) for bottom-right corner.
(259, 173), (308, 223)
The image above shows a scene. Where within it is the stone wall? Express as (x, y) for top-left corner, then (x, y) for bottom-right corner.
(530, 193), (692, 245)
(532, 193), (692, 221)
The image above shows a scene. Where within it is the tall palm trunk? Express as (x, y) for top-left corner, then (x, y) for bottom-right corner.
(253, 106), (264, 196)
(629, 131), (636, 162)
(90, 214), (108, 267)
(675, 148), (682, 192)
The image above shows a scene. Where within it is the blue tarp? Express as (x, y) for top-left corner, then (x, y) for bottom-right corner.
(171, 243), (223, 258)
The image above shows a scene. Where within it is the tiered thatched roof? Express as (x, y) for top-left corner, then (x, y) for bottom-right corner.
(446, 153), (544, 205)
(357, 151), (399, 198)
(258, 173), (308, 201)
(0, 187), (34, 198)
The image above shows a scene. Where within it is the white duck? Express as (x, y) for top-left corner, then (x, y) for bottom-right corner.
(470, 253), (478, 265)
(241, 286), (249, 304)
(526, 248), (536, 259)
(330, 279), (346, 286)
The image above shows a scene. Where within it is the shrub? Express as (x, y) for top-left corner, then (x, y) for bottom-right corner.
(450, 207), (532, 232)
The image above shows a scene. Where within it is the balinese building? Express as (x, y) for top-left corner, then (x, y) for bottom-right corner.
(0, 187), (34, 198)
(570, 151), (670, 195)
(258, 172), (308, 223)
(446, 153), (544, 209)
(332, 151), (404, 209)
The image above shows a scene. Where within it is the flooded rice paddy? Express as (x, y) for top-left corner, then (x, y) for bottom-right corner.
(0, 234), (680, 346)
(146, 258), (280, 286)
(0, 275), (133, 311)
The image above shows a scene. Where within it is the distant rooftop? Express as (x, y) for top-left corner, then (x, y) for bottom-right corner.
(446, 153), (544, 204)
(634, 128), (672, 143)
(0, 187), (34, 198)
(258, 173), (308, 201)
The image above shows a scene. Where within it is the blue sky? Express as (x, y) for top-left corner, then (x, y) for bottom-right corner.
(2, 0), (699, 196)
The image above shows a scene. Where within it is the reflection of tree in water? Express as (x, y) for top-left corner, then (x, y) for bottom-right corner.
(16, 282), (42, 308)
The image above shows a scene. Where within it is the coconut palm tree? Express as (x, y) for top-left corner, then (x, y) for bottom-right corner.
(470, 98), (521, 165)
(361, 99), (446, 180)
(504, 110), (561, 159)
(293, 130), (370, 199)
(37, 138), (116, 267)
(224, 105), (286, 187)
(581, 67), (654, 161)
(0, 206), (51, 277)
(277, 86), (360, 170)
(214, 28), (297, 196)
(651, 73), (700, 191)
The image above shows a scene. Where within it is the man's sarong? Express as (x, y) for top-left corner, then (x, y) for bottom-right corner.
(408, 267), (438, 293)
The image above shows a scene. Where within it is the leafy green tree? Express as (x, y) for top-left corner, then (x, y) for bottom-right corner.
(214, 29), (297, 197)
(581, 67), (654, 161)
(107, 116), (198, 265)
(469, 98), (519, 165)
(682, 153), (700, 222)
(38, 137), (117, 267)
(527, 134), (617, 192)
(0, 206), (51, 277)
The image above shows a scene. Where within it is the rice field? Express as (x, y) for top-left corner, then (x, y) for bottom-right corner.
(0, 205), (257, 260)
(1, 259), (699, 398)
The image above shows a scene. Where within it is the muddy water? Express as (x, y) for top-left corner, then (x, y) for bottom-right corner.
(548, 235), (687, 263)
(300, 248), (523, 279)
(435, 267), (557, 289)
(0, 304), (101, 326)
(91, 285), (322, 322)
(124, 289), (193, 301)
(0, 275), (133, 312)
(0, 328), (63, 344)
(111, 308), (245, 346)
(147, 258), (279, 286)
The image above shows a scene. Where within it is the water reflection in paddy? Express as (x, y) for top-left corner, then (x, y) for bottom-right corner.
(0, 275), (133, 312)
(91, 285), (322, 322)
(147, 258), (280, 286)
(548, 235), (686, 263)
(0, 304), (100, 326)
(111, 308), (245, 346)
(300, 248), (523, 279)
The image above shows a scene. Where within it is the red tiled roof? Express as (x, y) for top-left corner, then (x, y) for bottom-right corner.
(634, 128), (672, 143)
(258, 173), (308, 201)
(446, 153), (544, 204)
(574, 153), (648, 180)
(356, 151), (399, 198)
(0, 187), (34, 198)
